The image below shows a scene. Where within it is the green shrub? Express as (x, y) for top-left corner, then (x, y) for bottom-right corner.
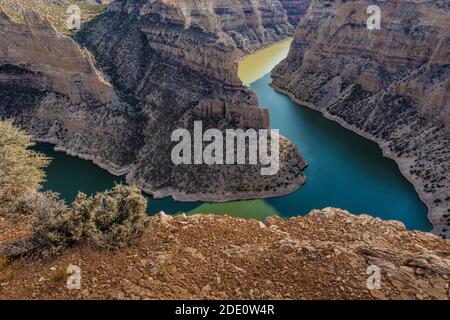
(31, 192), (74, 254)
(71, 184), (149, 249)
(31, 185), (148, 255)
(0, 120), (50, 212)
(13, 191), (53, 216)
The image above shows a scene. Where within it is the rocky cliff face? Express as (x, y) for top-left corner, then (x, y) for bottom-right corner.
(272, 0), (450, 237)
(279, 0), (311, 26)
(213, 0), (295, 54)
(0, 11), (114, 104)
(0, 0), (298, 90)
(96, 0), (295, 56)
(0, 3), (306, 202)
(1, 208), (449, 299)
(77, 0), (306, 200)
(0, 10), (138, 171)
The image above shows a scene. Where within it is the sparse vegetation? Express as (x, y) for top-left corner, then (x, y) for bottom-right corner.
(30, 184), (149, 256)
(71, 185), (149, 250)
(0, 0), (107, 34)
(0, 121), (149, 258)
(13, 191), (51, 216)
(0, 255), (13, 282)
(0, 120), (50, 212)
(48, 267), (69, 287)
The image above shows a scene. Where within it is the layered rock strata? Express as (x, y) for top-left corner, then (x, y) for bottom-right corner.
(1, 0), (295, 49)
(0, 4), (306, 202)
(78, 0), (306, 201)
(279, 0), (311, 26)
(0, 10), (138, 172)
(212, 0), (295, 54)
(272, 0), (450, 237)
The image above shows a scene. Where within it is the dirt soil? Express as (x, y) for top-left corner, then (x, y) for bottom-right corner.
(0, 208), (449, 300)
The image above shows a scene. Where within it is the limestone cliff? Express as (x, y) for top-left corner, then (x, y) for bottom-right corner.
(272, 0), (450, 237)
(0, 4), (306, 202)
(0, 0), (298, 80)
(0, 11), (115, 104)
(279, 0), (311, 26)
(212, 0), (295, 54)
(1, 208), (449, 299)
(0, 10), (138, 171)
(78, 0), (306, 201)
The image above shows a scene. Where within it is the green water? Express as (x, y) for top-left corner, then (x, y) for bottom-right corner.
(35, 41), (431, 231)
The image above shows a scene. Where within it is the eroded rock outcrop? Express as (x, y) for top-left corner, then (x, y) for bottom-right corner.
(78, 0), (306, 201)
(279, 0), (311, 26)
(0, 3), (306, 202)
(0, 11), (115, 104)
(0, 10), (138, 172)
(213, 0), (295, 54)
(272, 0), (450, 237)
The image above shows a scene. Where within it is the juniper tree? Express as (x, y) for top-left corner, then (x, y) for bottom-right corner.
(0, 120), (50, 212)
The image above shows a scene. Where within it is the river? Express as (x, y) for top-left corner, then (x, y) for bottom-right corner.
(35, 39), (431, 231)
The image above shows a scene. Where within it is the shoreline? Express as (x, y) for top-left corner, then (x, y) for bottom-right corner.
(238, 37), (293, 86)
(35, 138), (307, 204)
(35, 138), (134, 177)
(238, 37), (293, 61)
(270, 83), (440, 234)
(127, 173), (306, 203)
(31, 38), (304, 206)
(30, 39), (441, 235)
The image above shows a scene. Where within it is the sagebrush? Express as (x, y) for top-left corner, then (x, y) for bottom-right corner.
(31, 185), (149, 255)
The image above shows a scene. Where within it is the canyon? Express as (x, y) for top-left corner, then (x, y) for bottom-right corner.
(0, 0), (306, 202)
(0, 0), (449, 301)
(0, 0), (447, 236)
(272, 0), (450, 238)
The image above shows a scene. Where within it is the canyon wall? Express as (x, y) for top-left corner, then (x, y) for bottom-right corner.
(77, 0), (306, 201)
(0, 10), (138, 171)
(0, 3), (306, 202)
(100, 0), (296, 56)
(0, 11), (115, 104)
(272, 0), (450, 237)
(279, 0), (311, 26)
(212, 0), (295, 54)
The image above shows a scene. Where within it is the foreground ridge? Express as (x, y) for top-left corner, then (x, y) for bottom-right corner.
(1, 208), (449, 300)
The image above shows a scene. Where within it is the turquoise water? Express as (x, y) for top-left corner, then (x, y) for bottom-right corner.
(35, 72), (431, 231)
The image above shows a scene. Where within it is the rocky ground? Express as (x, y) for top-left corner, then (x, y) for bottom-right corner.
(1, 208), (449, 300)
